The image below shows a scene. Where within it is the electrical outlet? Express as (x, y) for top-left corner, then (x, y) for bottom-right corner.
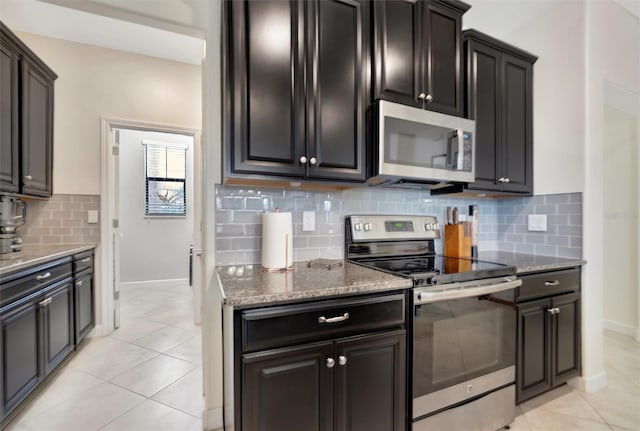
(302, 211), (315, 231)
(87, 210), (99, 224)
(528, 214), (547, 232)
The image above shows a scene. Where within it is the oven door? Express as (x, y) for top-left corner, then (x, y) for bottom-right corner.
(412, 284), (517, 420)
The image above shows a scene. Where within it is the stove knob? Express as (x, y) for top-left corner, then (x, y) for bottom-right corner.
(363, 223), (372, 232)
(354, 223), (362, 232)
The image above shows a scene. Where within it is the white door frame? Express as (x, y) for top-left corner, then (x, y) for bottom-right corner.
(100, 117), (202, 335)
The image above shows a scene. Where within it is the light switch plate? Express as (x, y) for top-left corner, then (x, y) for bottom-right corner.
(302, 211), (315, 231)
(87, 210), (99, 224)
(528, 214), (547, 232)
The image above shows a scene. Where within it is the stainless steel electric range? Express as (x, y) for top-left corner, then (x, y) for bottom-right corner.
(345, 215), (521, 431)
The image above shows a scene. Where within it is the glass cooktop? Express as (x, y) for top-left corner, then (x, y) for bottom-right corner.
(356, 255), (516, 285)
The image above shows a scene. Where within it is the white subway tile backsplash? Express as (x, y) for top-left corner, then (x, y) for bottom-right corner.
(19, 194), (100, 246)
(214, 185), (583, 265)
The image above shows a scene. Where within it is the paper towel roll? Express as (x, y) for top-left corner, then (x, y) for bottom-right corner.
(262, 212), (293, 271)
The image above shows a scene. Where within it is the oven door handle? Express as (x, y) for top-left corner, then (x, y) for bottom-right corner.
(415, 279), (522, 304)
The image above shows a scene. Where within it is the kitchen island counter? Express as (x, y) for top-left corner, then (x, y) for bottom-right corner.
(0, 244), (96, 276)
(478, 251), (585, 274)
(218, 260), (413, 308)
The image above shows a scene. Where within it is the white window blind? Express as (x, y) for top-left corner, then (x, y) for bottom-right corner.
(144, 142), (186, 216)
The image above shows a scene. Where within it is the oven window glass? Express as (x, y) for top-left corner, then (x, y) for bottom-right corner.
(413, 295), (516, 399)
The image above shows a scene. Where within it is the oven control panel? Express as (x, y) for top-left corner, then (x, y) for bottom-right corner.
(348, 215), (440, 242)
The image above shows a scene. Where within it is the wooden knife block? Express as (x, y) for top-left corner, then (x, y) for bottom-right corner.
(444, 224), (471, 258)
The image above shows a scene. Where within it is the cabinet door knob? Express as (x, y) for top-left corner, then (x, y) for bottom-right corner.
(299, 155), (307, 164)
(417, 93), (426, 100)
(309, 156), (317, 166)
(338, 355), (347, 366)
(76, 280), (83, 287)
(498, 177), (505, 183)
(24, 175), (33, 181)
(425, 94), (433, 103)
(545, 280), (560, 287)
(326, 358), (335, 368)
(39, 297), (52, 307)
(503, 177), (511, 183)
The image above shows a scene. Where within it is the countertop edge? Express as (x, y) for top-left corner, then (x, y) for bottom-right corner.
(515, 260), (586, 274)
(222, 279), (413, 308)
(0, 244), (97, 276)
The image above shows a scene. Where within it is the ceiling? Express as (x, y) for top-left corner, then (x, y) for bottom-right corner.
(0, 0), (637, 66)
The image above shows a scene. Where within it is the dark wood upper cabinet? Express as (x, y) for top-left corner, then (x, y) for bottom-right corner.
(373, 0), (469, 116)
(464, 29), (537, 195)
(0, 37), (20, 194)
(0, 22), (56, 199)
(225, 0), (368, 183)
(21, 60), (54, 197)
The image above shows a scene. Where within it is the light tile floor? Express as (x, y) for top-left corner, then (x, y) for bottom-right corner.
(5, 283), (203, 431)
(510, 330), (640, 431)
(5, 281), (640, 431)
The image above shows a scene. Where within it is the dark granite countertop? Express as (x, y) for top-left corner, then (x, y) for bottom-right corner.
(0, 244), (97, 276)
(477, 251), (585, 274)
(218, 260), (413, 308)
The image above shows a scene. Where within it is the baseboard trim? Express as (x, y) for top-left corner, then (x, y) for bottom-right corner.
(204, 407), (223, 431)
(568, 371), (607, 393)
(120, 278), (189, 289)
(603, 319), (638, 338)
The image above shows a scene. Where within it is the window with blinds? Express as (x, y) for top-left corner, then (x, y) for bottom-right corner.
(144, 143), (186, 216)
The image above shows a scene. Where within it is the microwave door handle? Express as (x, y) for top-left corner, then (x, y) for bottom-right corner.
(447, 131), (455, 169)
(457, 128), (464, 171)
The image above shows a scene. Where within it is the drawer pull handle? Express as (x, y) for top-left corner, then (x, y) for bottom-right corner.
(39, 297), (52, 307)
(36, 272), (52, 281)
(326, 358), (335, 368)
(318, 312), (349, 324)
(338, 355), (347, 366)
(545, 280), (560, 287)
(81, 258), (91, 263)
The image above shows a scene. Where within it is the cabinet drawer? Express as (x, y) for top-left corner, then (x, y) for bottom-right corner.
(241, 293), (406, 352)
(73, 251), (94, 274)
(0, 259), (73, 307)
(517, 269), (580, 302)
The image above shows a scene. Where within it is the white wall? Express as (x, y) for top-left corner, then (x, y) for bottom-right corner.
(582, 0), (640, 391)
(14, 32), (202, 195)
(500, 1), (586, 195)
(603, 102), (639, 336)
(118, 129), (195, 283)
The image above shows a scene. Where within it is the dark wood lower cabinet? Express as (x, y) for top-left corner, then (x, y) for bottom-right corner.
(243, 341), (334, 431)
(242, 331), (406, 431)
(1, 296), (40, 417)
(41, 282), (74, 375)
(74, 271), (94, 344)
(516, 270), (581, 404)
(1, 249), (94, 424)
(334, 330), (406, 431)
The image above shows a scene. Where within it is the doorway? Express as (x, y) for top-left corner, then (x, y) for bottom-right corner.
(602, 82), (640, 341)
(100, 119), (202, 337)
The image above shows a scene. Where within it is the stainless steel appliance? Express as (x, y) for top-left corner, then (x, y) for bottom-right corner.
(0, 195), (26, 255)
(368, 100), (476, 188)
(345, 215), (521, 431)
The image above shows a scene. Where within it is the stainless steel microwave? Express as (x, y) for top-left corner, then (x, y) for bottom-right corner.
(368, 100), (476, 188)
